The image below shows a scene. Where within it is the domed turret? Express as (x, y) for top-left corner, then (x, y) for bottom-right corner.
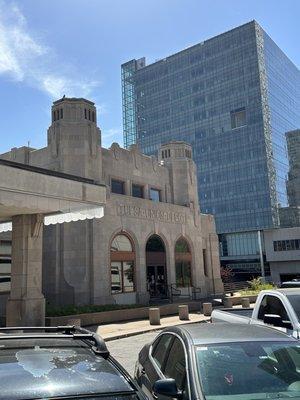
(47, 97), (102, 182)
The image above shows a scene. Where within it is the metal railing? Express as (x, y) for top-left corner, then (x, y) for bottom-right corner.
(170, 284), (181, 302)
(149, 283), (202, 303)
(223, 281), (250, 295)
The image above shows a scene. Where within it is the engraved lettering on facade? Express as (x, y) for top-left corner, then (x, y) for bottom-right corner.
(117, 204), (186, 224)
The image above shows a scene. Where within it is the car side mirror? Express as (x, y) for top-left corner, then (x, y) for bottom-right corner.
(153, 378), (182, 399)
(263, 313), (292, 329)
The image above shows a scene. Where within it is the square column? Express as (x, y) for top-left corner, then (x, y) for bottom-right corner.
(6, 214), (45, 326)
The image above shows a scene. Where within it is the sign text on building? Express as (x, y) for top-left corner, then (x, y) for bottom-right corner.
(117, 204), (186, 224)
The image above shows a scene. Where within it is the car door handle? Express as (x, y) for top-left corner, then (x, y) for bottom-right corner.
(152, 391), (158, 399)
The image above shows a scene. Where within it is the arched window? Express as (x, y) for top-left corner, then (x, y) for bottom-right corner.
(146, 235), (167, 298)
(110, 234), (135, 294)
(175, 238), (192, 287)
(146, 235), (165, 252)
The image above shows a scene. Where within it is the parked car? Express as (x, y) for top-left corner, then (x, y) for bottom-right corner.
(135, 323), (300, 400)
(0, 325), (147, 400)
(211, 288), (300, 338)
(281, 279), (300, 288)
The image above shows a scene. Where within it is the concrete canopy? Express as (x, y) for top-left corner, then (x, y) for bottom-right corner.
(0, 160), (106, 222)
(0, 159), (106, 326)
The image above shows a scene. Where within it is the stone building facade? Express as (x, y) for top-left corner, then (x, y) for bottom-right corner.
(0, 98), (223, 308)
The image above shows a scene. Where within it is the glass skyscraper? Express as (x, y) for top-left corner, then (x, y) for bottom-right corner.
(122, 21), (300, 276)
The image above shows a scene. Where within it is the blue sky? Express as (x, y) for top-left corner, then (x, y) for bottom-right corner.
(0, 0), (299, 153)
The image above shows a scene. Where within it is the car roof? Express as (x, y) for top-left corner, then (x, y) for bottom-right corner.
(0, 326), (109, 354)
(166, 323), (297, 346)
(276, 288), (300, 295)
(0, 333), (135, 399)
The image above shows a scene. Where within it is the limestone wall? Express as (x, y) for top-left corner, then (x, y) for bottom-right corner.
(0, 97), (223, 308)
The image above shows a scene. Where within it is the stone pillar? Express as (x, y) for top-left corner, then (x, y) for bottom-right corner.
(241, 298), (250, 308)
(203, 302), (213, 316)
(6, 214), (45, 327)
(223, 297), (233, 308)
(149, 308), (160, 325)
(178, 305), (189, 320)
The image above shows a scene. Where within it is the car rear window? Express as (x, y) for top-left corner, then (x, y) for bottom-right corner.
(196, 341), (300, 399)
(287, 295), (300, 321)
(0, 338), (135, 399)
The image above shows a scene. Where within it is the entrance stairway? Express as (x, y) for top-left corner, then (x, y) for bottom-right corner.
(148, 284), (202, 305)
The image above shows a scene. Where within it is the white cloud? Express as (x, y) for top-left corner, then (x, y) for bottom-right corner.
(0, 1), (100, 98)
(95, 103), (108, 116)
(41, 75), (99, 99)
(101, 128), (123, 148)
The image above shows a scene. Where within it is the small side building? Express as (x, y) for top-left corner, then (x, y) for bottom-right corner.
(266, 129), (300, 284)
(264, 227), (300, 284)
(0, 97), (223, 309)
(279, 129), (300, 228)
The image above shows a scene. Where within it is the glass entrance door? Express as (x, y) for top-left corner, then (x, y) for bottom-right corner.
(147, 265), (167, 298)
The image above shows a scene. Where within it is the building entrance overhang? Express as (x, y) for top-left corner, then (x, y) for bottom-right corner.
(0, 159), (106, 327)
(0, 160), (106, 224)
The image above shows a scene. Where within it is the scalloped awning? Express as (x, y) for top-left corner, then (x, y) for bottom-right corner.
(0, 206), (104, 233)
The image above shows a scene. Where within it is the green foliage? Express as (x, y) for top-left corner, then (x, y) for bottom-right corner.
(239, 277), (275, 295)
(220, 266), (235, 282)
(248, 277), (274, 291)
(46, 303), (143, 317)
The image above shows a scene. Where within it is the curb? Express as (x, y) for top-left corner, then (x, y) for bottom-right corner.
(95, 316), (210, 341)
(104, 327), (164, 341)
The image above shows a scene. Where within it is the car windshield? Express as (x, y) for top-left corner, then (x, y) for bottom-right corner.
(196, 341), (300, 400)
(0, 338), (136, 400)
(287, 295), (300, 321)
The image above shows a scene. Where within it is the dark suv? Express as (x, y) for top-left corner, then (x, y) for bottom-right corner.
(0, 326), (147, 400)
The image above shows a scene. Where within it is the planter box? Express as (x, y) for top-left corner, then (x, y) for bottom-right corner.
(231, 295), (257, 306)
(46, 301), (203, 327)
(45, 296), (257, 327)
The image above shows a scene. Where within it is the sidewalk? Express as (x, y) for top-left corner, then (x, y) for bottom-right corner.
(88, 312), (210, 341)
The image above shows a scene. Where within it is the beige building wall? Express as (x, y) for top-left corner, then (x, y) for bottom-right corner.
(1, 97), (223, 308)
(264, 227), (300, 284)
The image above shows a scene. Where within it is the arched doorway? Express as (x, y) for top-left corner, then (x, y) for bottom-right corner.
(110, 233), (135, 294)
(146, 235), (167, 299)
(175, 238), (192, 287)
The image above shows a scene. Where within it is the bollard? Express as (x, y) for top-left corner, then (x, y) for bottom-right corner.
(96, 326), (102, 336)
(67, 318), (81, 326)
(241, 298), (250, 308)
(178, 305), (189, 321)
(203, 302), (213, 316)
(223, 297), (233, 308)
(149, 308), (160, 325)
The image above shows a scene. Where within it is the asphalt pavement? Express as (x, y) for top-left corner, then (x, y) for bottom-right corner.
(107, 331), (159, 376)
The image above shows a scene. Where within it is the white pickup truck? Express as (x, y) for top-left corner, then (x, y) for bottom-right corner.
(211, 288), (300, 339)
